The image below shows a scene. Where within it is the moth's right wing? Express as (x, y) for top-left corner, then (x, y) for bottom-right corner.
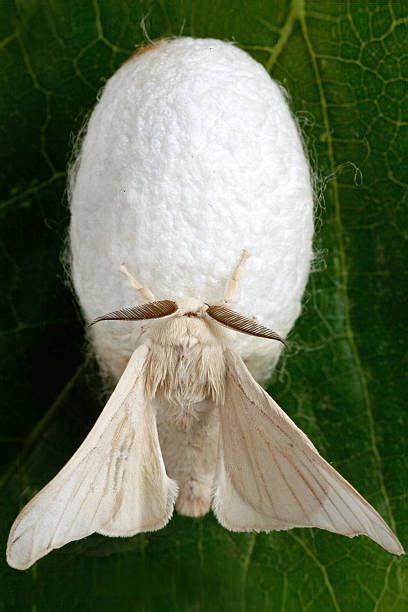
(7, 344), (177, 570)
(213, 348), (404, 555)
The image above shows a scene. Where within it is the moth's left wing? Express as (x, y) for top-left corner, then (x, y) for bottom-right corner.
(7, 344), (177, 570)
(212, 348), (404, 555)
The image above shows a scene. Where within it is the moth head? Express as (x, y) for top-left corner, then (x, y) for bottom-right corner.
(175, 297), (209, 317)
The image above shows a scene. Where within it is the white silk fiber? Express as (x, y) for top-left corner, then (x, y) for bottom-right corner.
(69, 37), (314, 382)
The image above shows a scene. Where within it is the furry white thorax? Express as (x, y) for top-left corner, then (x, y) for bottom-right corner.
(144, 311), (227, 415)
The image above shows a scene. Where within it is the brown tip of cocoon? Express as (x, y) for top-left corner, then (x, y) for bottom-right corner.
(125, 39), (168, 64)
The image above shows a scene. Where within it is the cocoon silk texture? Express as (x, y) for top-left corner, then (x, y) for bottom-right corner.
(69, 37), (314, 383)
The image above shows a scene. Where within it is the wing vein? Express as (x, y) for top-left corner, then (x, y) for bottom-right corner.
(232, 396), (278, 516)
(214, 350), (403, 555)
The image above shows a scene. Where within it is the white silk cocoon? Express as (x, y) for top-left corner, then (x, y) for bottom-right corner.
(69, 37), (314, 382)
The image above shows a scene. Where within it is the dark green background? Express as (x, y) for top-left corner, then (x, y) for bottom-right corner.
(1, 1), (407, 610)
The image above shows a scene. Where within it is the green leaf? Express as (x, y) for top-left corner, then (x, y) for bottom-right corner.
(1, 1), (406, 609)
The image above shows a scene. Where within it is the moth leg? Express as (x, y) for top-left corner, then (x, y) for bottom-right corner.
(223, 249), (251, 303)
(120, 263), (155, 302)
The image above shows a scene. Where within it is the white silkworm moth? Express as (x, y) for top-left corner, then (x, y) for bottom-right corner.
(6, 253), (404, 569)
(7, 38), (404, 569)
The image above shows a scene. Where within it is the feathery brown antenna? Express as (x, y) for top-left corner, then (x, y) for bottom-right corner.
(207, 304), (286, 345)
(89, 300), (178, 326)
